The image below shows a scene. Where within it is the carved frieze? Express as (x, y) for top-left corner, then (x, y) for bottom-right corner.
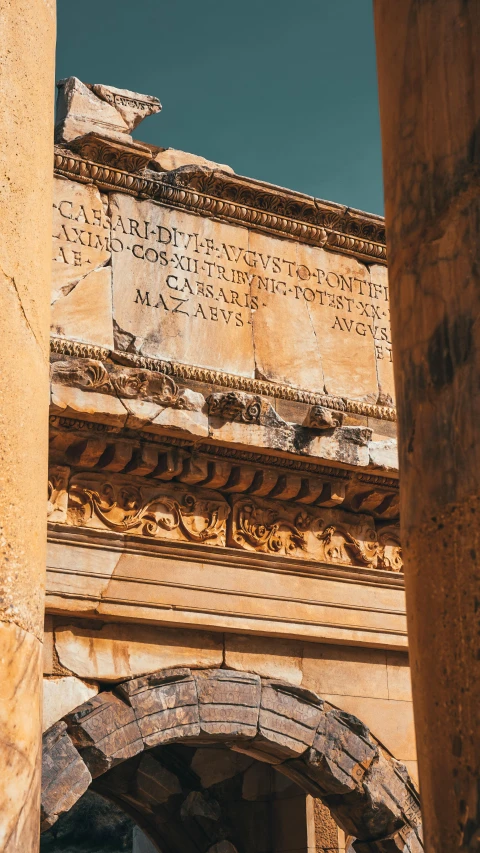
(229, 496), (379, 567)
(47, 467), (402, 571)
(66, 473), (229, 546)
(50, 338), (397, 423)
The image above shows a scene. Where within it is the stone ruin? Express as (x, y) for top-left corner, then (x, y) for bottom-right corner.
(41, 78), (420, 853)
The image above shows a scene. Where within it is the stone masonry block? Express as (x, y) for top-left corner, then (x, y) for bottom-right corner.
(65, 692), (143, 777)
(304, 709), (378, 796)
(322, 752), (421, 843)
(41, 721), (91, 831)
(354, 825), (423, 853)
(250, 681), (324, 761)
(194, 669), (261, 738)
(116, 667), (200, 747)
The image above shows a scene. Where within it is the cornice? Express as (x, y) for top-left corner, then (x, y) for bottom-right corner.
(50, 336), (397, 422)
(53, 144), (386, 265)
(48, 412), (398, 486)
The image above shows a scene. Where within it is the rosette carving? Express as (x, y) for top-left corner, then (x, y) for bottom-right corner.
(206, 392), (284, 427)
(207, 392), (262, 424)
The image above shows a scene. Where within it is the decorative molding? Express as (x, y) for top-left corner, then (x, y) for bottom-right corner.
(48, 422), (399, 519)
(229, 496), (389, 569)
(68, 133), (153, 173)
(50, 337), (397, 422)
(66, 473), (229, 546)
(48, 471), (402, 571)
(51, 337), (110, 361)
(47, 525), (405, 590)
(53, 146), (386, 265)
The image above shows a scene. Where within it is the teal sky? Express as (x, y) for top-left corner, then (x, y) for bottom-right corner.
(56, 0), (383, 214)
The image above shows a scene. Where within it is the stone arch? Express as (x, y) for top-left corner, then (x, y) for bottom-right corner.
(41, 667), (423, 852)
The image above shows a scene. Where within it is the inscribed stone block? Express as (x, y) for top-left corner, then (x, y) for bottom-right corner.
(52, 177), (110, 300)
(109, 194), (255, 376)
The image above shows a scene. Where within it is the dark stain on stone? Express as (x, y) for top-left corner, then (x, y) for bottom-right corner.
(461, 779), (480, 849)
(427, 313), (473, 391)
(452, 734), (463, 758)
(468, 118), (480, 167)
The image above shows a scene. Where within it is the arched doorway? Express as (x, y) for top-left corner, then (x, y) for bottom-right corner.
(41, 668), (423, 852)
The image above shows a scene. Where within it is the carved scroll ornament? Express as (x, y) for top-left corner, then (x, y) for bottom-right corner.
(67, 474), (229, 546)
(47, 470), (402, 571)
(229, 496), (381, 567)
(51, 358), (192, 409)
(376, 525), (403, 572)
(233, 501), (311, 555)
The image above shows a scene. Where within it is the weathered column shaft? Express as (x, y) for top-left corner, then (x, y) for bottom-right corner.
(374, 2), (480, 850)
(0, 0), (55, 849)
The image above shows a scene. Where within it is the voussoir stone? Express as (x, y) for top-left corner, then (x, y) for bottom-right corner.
(193, 669), (261, 739)
(353, 824), (423, 853)
(331, 751), (422, 842)
(115, 667), (200, 747)
(322, 752), (421, 843)
(41, 721), (91, 831)
(303, 708), (379, 796)
(64, 692), (143, 777)
(238, 680), (324, 763)
(135, 753), (182, 806)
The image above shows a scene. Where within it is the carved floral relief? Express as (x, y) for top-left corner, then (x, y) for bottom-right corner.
(228, 496), (380, 567)
(47, 470), (402, 571)
(66, 473), (229, 546)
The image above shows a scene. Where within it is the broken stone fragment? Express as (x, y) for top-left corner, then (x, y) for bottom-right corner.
(304, 405), (344, 430)
(207, 391), (284, 427)
(151, 147), (234, 174)
(368, 438), (399, 472)
(55, 77), (161, 144)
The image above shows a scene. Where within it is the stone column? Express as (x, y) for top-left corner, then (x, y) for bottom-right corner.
(0, 0), (55, 849)
(374, 2), (480, 851)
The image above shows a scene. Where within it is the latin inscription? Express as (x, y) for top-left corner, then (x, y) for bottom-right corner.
(108, 212), (392, 361)
(51, 178), (394, 401)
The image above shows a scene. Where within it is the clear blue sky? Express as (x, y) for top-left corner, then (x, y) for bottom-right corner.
(56, 0), (383, 214)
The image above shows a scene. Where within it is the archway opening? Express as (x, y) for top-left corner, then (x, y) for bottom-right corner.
(42, 743), (344, 853)
(41, 668), (422, 853)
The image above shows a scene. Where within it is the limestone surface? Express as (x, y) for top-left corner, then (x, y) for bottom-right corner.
(55, 77), (161, 143)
